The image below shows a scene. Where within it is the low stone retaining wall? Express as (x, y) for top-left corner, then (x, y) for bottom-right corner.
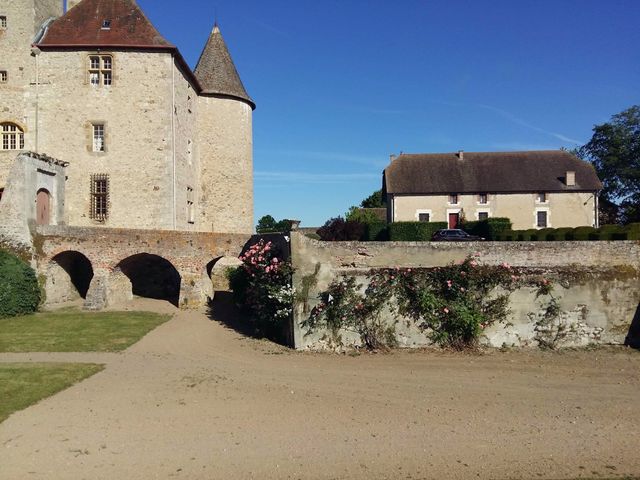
(290, 232), (640, 350)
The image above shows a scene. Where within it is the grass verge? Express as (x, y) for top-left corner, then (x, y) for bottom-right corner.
(0, 310), (171, 352)
(0, 363), (104, 423)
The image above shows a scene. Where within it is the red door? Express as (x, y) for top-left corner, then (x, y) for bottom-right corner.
(36, 189), (50, 225)
(448, 213), (459, 229)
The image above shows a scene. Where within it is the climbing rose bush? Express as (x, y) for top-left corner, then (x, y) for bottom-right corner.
(227, 239), (294, 337)
(306, 255), (551, 349)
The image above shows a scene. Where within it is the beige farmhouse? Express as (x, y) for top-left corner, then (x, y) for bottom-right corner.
(0, 0), (254, 234)
(383, 150), (602, 230)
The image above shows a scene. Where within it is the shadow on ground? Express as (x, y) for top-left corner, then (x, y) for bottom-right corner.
(206, 291), (274, 342)
(624, 302), (640, 349)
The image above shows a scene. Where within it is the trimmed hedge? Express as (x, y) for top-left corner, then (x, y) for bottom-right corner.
(0, 250), (41, 318)
(490, 224), (640, 242)
(388, 222), (447, 241)
(363, 222), (389, 241)
(463, 218), (512, 240)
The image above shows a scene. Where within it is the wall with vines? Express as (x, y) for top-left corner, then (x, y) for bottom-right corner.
(291, 232), (640, 350)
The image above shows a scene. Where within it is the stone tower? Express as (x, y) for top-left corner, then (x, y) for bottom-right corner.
(0, 0), (63, 185)
(195, 25), (255, 234)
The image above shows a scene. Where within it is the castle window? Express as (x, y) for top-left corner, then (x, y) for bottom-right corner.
(92, 124), (105, 152)
(1, 123), (24, 150)
(0, 16), (7, 29)
(0, 71), (7, 83)
(186, 187), (195, 224)
(88, 55), (113, 86)
(90, 174), (109, 221)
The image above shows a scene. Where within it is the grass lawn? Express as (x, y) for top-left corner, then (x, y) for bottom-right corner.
(0, 363), (104, 423)
(0, 310), (171, 352)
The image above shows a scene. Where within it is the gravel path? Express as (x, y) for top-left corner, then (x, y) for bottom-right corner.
(1, 301), (639, 480)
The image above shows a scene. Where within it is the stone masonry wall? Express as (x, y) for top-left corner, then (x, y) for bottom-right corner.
(35, 50), (176, 229)
(197, 96), (253, 234)
(291, 232), (640, 350)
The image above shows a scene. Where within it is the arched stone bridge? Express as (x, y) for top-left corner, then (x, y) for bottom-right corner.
(33, 225), (253, 310)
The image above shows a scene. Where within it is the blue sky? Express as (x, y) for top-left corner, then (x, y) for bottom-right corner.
(137, 0), (640, 228)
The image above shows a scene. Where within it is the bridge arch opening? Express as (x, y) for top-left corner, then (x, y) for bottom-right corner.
(116, 254), (181, 307)
(206, 256), (242, 294)
(47, 251), (94, 302)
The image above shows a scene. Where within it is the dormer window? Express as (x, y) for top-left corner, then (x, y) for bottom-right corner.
(88, 55), (113, 86)
(101, 19), (111, 30)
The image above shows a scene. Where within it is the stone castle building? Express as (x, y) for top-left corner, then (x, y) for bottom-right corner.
(0, 0), (255, 234)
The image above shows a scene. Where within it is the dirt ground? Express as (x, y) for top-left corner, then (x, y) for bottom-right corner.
(0, 298), (639, 480)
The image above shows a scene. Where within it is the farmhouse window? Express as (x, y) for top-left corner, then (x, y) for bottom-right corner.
(92, 124), (105, 152)
(537, 211), (548, 228)
(88, 55), (113, 86)
(1, 123), (24, 150)
(418, 213), (430, 222)
(448, 194), (459, 205)
(90, 174), (109, 221)
(478, 212), (489, 221)
(0, 71), (7, 83)
(536, 192), (547, 203)
(478, 193), (488, 204)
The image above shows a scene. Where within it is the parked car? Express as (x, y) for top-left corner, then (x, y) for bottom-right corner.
(431, 229), (485, 241)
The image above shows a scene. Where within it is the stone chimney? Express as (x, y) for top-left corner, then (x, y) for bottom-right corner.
(457, 150), (464, 160)
(66, 0), (83, 12)
(566, 170), (576, 186)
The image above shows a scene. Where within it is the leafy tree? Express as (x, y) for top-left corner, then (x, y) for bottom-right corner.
(345, 206), (382, 224)
(256, 215), (277, 233)
(256, 215), (293, 233)
(317, 217), (365, 241)
(360, 189), (387, 208)
(578, 105), (640, 224)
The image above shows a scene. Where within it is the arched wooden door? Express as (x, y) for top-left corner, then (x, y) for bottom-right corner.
(36, 189), (51, 225)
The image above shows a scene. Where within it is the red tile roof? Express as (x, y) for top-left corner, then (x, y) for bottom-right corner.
(37, 0), (174, 49)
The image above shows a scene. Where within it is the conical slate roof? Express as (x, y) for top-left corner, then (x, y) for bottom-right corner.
(38, 0), (174, 49)
(195, 25), (255, 109)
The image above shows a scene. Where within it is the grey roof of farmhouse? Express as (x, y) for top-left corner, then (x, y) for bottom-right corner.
(383, 150), (602, 195)
(195, 25), (255, 110)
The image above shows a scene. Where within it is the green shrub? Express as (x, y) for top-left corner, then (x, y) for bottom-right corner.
(598, 224), (627, 240)
(555, 228), (575, 241)
(625, 223), (640, 240)
(364, 222), (389, 241)
(573, 226), (599, 241)
(464, 218), (512, 240)
(0, 250), (40, 318)
(496, 230), (516, 241)
(388, 222), (447, 241)
(523, 229), (539, 241)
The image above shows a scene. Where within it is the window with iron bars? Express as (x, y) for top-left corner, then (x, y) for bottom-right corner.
(90, 174), (109, 221)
